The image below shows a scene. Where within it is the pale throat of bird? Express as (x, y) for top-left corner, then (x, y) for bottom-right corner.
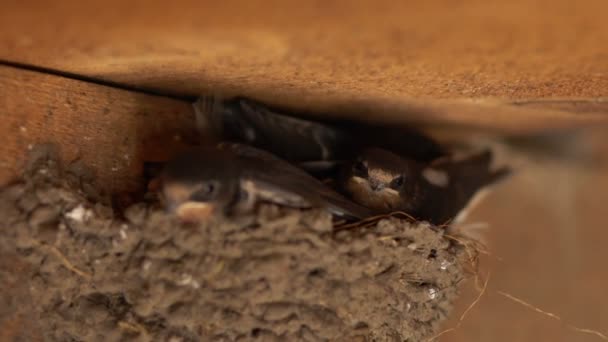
(351, 175), (400, 193)
(348, 175), (403, 211)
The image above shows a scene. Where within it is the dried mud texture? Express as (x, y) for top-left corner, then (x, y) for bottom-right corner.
(0, 147), (470, 342)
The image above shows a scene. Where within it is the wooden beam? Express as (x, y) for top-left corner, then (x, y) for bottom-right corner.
(0, 65), (196, 193)
(0, 0), (606, 131)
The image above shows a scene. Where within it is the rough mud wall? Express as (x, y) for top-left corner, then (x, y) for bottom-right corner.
(0, 148), (471, 341)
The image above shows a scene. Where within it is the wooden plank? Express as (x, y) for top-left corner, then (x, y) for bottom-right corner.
(0, 65), (196, 192)
(0, 0), (606, 131)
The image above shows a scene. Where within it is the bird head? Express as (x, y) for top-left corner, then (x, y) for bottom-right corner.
(160, 147), (239, 222)
(342, 148), (418, 213)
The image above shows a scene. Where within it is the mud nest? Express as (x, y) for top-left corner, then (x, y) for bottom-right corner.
(0, 147), (472, 341)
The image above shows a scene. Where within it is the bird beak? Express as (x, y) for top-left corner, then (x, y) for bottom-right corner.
(370, 181), (385, 191)
(172, 201), (217, 223)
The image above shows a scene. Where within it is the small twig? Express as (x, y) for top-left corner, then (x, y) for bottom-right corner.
(496, 291), (561, 320)
(497, 290), (607, 341)
(45, 244), (92, 279)
(427, 272), (491, 341)
(206, 261), (225, 280)
(567, 326), (608, 340)
(444, 233), (493, 259)
(118, 320), (149, 338)
(442, 233), (485, 288)
(334, 210), (417, 230)
(428, 327), (455, 341)
(443, 234), (482, 262)
(459, 272), (490, 323)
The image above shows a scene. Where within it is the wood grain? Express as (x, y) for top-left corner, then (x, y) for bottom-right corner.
(0, 0), (606, 131)
(0, 65), (195, 192)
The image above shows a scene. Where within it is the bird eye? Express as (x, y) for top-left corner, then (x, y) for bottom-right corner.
(190, 182), (218, 202)
(390, 175), (405, 188)
(352, 160), (368, 176)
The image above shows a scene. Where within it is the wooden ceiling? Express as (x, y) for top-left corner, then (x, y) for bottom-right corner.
(1, 0), (606, 130)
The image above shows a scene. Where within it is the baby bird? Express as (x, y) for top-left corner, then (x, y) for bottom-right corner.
(160, 144), (372, 222)
(338, 148), (511, 225)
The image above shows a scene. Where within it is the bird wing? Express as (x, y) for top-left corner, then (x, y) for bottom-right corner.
(422, 150), (511, 224)
(195, 95), (353, 162)
(236, 98), (350, 161)
(432, 150), (512, 188)
(217, 141), (285, 162)
(238, 154), (371, 220)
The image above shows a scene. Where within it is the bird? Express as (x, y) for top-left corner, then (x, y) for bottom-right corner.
(337, 147), (511, 225)
(192, 95), (512, 225)
(159, 143), (372, 222)
(193, 96), (445, 175)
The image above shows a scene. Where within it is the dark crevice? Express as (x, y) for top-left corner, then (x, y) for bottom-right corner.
(0, 59), (197, 102)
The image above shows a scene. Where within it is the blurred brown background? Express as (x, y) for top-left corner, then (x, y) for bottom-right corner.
(1, 0), (607, 340)
(441, 128), (608, 341)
